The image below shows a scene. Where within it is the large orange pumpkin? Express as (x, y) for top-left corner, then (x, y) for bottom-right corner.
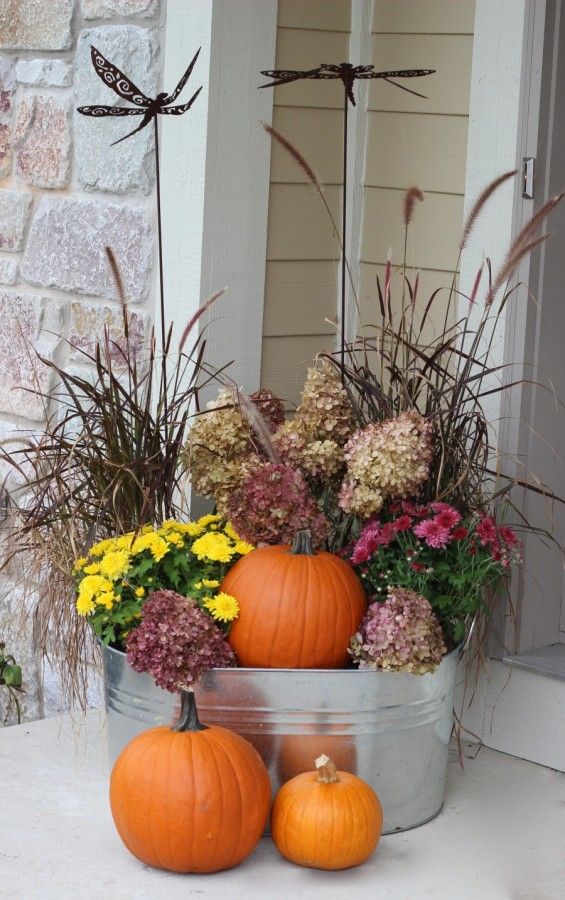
(223, 529), (367, 668)
(110, 690), (271, 873)
(271, 753), (383, 870)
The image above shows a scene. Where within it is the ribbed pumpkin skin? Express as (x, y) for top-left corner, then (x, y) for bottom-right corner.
(271, 770), (383, 870)
(110, 724), (271, 873)
(277, 732), (357, 784)
(222, 545), (367, 668)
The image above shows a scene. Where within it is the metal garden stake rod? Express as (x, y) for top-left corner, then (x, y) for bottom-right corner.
(259, 62), (435, 378)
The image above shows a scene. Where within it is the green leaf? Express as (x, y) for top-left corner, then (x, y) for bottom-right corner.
(2, 664), (22, 687)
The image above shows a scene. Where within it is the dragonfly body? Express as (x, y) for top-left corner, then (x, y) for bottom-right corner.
(77, 46), (202, 144)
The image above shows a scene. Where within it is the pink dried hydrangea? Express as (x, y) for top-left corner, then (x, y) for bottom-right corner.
(250, 388), (286, 432)
(226, 462), (329, 548)
(126, 589), (236, 692)
(349, 587), (446, 674)
(339, 410), (433, 517)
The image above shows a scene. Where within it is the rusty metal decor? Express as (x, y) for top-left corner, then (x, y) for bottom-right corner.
(260, 62), (435, 373)
(77, 45), (203, 364)
(77, 45), (202, 145)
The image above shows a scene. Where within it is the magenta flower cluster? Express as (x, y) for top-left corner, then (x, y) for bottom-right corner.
(349, 587), (446, 674)
(126, 589), (235, 693)
(226, 463), (329, 548)
(351, 501), (519, 566)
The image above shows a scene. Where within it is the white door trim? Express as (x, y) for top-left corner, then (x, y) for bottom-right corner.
(160, 0), (278, 392)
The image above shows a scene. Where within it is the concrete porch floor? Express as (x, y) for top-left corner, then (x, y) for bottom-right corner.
(2, 710), (564, 899)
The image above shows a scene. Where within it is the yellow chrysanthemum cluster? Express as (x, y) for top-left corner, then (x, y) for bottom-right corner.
(338, 411), (433, 517)
(74, 515), (253, 624)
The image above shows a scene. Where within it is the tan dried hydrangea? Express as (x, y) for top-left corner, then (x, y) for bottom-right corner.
(296, 359), (354, 446)
(338, 410), (433, 517)
(186, 390), (252, 498)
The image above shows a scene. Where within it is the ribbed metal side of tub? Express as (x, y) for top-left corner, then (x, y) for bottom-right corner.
(102, 645), (458, 834)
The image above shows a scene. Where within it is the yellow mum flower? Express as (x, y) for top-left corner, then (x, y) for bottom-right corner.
(193, 581), (203, 590)
(204, 592), (239, 623)
(234, 540), (254, 556)
(223, 522), (240, 540)
(83, 562), (101, 575)
(76, 594), (96, 616)
(135, 587), (145, 598)
(129, 533), (170, 562)
(170, 521), (203, 537)
(77, 574), (113, 603)
(202, 579), (219, 588)
(197, 513), (221, 528)
(73, 557), (88, 572)
(165, 531), (184, 547)
(88, 538), (115, 557)
(191, 532), (234, 563)
(99, 549), (130, 581)
(97, 591), (117, 610)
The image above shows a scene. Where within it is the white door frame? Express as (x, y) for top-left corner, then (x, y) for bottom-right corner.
(160, 0), (278, 393)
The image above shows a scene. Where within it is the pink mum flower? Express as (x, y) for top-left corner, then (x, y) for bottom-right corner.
(433, 508), (461, 529)
(499, 525), (519, 548)
(476, 516), (498, 546)
(393, 514), (413, 532)
(413, 518), (452, 548)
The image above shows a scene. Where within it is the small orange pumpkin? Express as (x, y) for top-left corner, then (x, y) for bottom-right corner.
(277, 729), (356, 784)
(223, 529), (367, 668)
(271, 753), (383, 870)
(110, 690), (271, 873)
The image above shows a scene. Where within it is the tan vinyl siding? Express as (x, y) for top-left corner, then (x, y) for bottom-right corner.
(261, 0), (351, 407)
(359, 1), (474, 331)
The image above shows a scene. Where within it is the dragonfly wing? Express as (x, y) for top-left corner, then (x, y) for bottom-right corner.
(110, 110), (154, 146)
(360, 68), (436, 79)
(162, 47), (201, 104)
(90, 45), (153, 107)
(259, 67), (321, 88)
(380, 77), (429, 99)
(77, 105), (146, 117)
(159, 86), (203, 115)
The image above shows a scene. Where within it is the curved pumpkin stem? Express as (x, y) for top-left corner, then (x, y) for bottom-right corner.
(315, 754), (340, 783)
(291, 529), (314, 556)
(174, 688), (208, 733)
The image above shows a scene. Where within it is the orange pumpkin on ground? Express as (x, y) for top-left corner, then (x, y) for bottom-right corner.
(271, 754), (383, 870)
(277, 730), (356, 784)
(110, 690), (271, 873)
(222, 529), (367, 668)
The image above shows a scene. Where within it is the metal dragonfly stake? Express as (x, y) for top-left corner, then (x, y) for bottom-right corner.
(77, 45), (203, 358)
(259, 62), (435, 375)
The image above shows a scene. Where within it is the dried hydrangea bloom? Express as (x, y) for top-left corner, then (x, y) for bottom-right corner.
(295, 359), (355, 445)
(226, 462), (329, 548)
(187, 390), (252, 498)
(249, 387), (286, 432)
(126, 589), (236, 692)
(338, 410), (433, 517)
(300, 438), (344, 479)
(349, 587), (446, 674)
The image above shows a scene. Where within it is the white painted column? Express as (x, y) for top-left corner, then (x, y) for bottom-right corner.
(160, 0), (278, 392)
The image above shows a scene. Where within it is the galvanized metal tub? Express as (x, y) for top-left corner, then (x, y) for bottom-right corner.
(102, 644), (458, 834)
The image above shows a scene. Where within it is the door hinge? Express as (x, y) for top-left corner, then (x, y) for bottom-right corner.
(522, 157), (535, 199)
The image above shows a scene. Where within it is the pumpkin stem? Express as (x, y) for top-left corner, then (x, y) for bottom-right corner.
(291, 528), (314, 556)
(173, 688), (208, 733)
(315, 753), (340, 783)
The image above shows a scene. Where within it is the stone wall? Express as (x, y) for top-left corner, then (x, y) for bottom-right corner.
(0, 0), (162, 723)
